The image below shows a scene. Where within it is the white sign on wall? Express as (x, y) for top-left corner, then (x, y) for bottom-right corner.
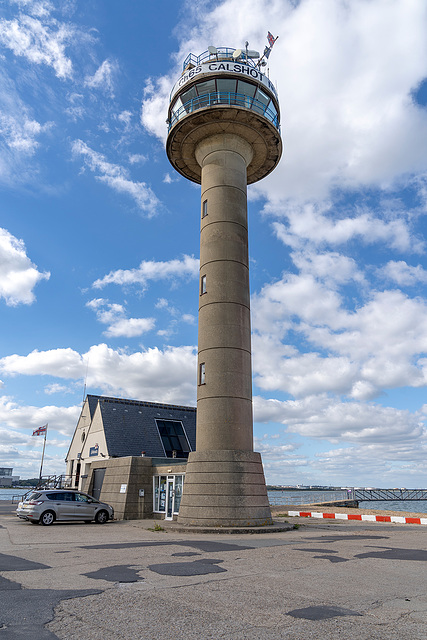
(120, 484), (127, 493)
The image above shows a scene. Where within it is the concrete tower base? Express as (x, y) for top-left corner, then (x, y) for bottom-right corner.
(177, 450), (272, 527)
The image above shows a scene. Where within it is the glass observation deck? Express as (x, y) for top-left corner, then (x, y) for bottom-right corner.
(168, 77), (280, 133)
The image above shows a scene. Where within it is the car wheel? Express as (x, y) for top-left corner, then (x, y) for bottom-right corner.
(40, 511), (55, 526)
(95, 510), (109, 524)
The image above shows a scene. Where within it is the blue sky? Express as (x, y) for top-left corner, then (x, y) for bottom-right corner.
(2, 0), (427, 487)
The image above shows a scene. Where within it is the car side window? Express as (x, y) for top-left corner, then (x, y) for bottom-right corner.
(47, 493), (65, 500)
(75, 493), (89, 502)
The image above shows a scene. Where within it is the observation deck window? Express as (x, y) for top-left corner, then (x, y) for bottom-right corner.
(197, 79), (216, 95)
(181, 86), (197, 110)
(169, 77), (280, 132)
(217, 78), (236, 93)
(268, 101), (278, 122)
(237, 80), (256, 98)
(256, 89), (270, 108)
(173, 95), (183, 113)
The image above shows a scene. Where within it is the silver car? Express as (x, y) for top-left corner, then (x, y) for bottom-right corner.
(16, 489), (114, 525)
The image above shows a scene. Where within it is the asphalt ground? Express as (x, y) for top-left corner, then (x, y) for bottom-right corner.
(1, 501), (426, 639)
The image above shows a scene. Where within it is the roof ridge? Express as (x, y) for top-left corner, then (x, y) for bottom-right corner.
(87, 394), (196, 411)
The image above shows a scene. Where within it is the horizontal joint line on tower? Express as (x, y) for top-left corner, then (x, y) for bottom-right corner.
(201, 184), (247, 198)
(201, 148), (251, 168)
(199, 301), (250, 311)
(198, 346), (252, 355)
(197, 395), (252, 401)
(199, 259), (249, 269)
(201, 219), (248, 232)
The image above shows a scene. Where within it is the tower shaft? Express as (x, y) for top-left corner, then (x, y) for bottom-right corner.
(197, 134), (253, 452)
(176, 134), (272, 526)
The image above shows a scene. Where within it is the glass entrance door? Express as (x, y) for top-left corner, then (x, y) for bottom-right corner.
(166, 478), (175, 520)
(153, 474), (184, 518)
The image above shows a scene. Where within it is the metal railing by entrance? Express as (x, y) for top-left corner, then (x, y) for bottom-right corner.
(351, 488), (427, 501)
(168, 91), (280, 132)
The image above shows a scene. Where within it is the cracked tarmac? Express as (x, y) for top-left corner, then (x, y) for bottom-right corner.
(1, 503), (426, 639)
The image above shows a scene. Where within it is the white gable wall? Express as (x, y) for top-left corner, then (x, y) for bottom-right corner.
(66, 399), (108, 490)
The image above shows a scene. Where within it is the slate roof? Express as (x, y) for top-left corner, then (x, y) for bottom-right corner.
(87, 395), (99, 420)
(87, 395), (196, 458)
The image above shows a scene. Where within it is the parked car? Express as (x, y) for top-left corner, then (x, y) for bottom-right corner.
(16, 489), (114, 526)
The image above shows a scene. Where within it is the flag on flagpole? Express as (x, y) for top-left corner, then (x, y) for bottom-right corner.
(33, 425), (47, 436)
(263, 45), (271, 59)
(267, 31), (276, 47)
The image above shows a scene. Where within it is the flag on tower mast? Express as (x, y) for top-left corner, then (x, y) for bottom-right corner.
(256, 32), (279, 68)
(267, 31), (277, 47)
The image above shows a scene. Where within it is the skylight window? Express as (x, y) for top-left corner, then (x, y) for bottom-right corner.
(156, 420), (191, 458)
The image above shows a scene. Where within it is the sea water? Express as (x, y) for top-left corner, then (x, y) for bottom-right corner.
(0, 488), (28, 501)
(267, 490), (427, 515)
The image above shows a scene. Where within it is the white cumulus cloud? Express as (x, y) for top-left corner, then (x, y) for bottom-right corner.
(84, 59), (118, 96)
(0, 343), (197, 406)
(252, 273), (427, 400)
(71, 139), (161, 216)
(0, 11), (75, 79)
(86, 298), (155, 338)
(0, 227), (50, 306)
(253, 395), (425, 444)
(92, 254), (199, 290)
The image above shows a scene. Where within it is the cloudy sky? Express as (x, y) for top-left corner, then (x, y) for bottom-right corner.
(1, 0), (427, 487)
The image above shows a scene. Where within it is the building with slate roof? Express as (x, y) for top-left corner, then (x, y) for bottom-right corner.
(65, 395), (196, 520)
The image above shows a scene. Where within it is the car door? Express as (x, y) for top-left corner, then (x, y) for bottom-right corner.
(45, 492), (75, 520)
(73, 492), (96, 520)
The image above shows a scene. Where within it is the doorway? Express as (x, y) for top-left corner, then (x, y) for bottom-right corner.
(75, 462), (81, 488)
(92, 467), (106, 501)
(153, 474), (184, 519)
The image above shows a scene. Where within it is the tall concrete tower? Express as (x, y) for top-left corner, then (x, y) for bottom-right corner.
(166, 45), (282, 526)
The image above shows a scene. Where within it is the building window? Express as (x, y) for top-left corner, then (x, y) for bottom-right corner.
(199, 362), (206, 385)
(201, 275), (207, 295)
(202, 199), (208, 217)
(155, 420), (191, 458)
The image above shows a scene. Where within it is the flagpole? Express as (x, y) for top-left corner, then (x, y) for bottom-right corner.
(38, 424), (48, 483)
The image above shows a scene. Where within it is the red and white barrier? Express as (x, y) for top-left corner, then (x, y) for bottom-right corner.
(287, 510), (427, 525)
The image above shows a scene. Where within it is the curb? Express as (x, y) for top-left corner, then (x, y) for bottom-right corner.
(141, 520), (295, 534)
(287, 510), (427, 525)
